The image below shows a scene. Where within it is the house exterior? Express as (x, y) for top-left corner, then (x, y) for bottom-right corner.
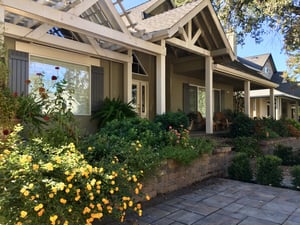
(1, 0), (278, 134)
(241, 54), (300, 120)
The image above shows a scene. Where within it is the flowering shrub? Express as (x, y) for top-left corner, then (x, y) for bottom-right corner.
(15, 68), (79, 146)
(0, 125), (149, 225)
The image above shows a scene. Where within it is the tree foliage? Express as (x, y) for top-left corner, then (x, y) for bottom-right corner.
(212, 0), (300, 78)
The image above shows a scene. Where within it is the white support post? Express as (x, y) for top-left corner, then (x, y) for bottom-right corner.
(124, 49), (132, 103)
(296, 101), (299, 121)
(244, 81), (250, 116)
(205, 56), (213, 134)
(270, 88), (275, 119)
(156, 40), (166, 115)
(0, 6), (4, 50)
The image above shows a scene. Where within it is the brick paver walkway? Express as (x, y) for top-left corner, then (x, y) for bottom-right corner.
(123, 178), (300, 225)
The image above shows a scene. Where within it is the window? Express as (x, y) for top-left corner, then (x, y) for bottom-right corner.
(29, 56), (90, 115)
(132, 54), (147, 75)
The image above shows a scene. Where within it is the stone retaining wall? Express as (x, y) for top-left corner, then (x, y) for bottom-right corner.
(142, 147), (234, 198)
(260, 137), (300, 154)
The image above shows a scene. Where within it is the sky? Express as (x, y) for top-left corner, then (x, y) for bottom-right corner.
(121, 0), (288, 72)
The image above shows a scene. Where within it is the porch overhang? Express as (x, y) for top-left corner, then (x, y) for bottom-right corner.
(1, 0), (166, 58)
(213, 64), (278, 89)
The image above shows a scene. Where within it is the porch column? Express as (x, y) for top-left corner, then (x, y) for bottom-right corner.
(296, 101), (299, 121)
(205, 56), (213, 134)
(124, 49), (133, 103)
(156, 40), (166, 114)
(0, 6), (4, 49)
(270, 88), (275, 119)
(244, 81), (250, 116)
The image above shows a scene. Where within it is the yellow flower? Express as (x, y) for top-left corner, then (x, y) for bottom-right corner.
(57, 182), (65, 191)
(111, 180), (115, 185)
(90, 178), (96, 186)
(20, 188), (26, 194)
(107, 205), (113, 214)
(38, 208), (45, 217)
(66, 175), (74, 182)
(28, 183), (34, 189)
(82, 207), (91, 215)
(132, 175), (137, 182)
(91, 213), (103, 219)
(102, 198), (109, 205)
(65, 188), (70, 193)
(32, 164), (39, 171)
(128, 201), (133, 207)
(23, 190), (30, 197)
(20, 210), (27, 218)
(75, 195), (80, 201)
(145, 194), (151, 201)
(60, 198), (67, 204)
(49, 193), (54, 198)
(135, 188), (139, 195)
(4, 149), (11, 155)
(89, 203), (95, 209)
(49, 215), (58, 225)
(63, 221), (69, 225)
(55, 156), (61, 164)
(67, 183), (73, 189)
(86, 184), (92, 191)
(44, 163), (54, 171)
(137, 203), (142, 209)
(137, 183), (143, 190)
(15, 222), (23, 225)
(138, 209), (143, 216)
(115, 187), (119, 192)
(88, 146), (93, 151)
(109, 189), (114, 194)
(96, 203), (103, 211)
(34, 203), (44, 211)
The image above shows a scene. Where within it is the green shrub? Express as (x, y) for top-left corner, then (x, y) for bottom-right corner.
(154, 111), (189, 130)
(91, 97), (137, 128)
(229, 113), (255, 138)
(262, 118), (290, 137)
(161, 145), (199, 165)
(80, 118), (166, 176)
(291, 165), (300, 190)
(189, 137), (215, 155)
(256, 155), (283, 186)
(232, 136), (262, 158)
(273, 145), (294, 166)
(228, 153), (253, 182)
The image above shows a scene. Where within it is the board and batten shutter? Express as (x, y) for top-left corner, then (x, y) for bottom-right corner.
(91, 66), (104, 112)
(8, 50), (29, 95)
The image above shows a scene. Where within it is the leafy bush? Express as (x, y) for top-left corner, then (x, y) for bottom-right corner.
(229, 113), (255, 138)
(261, 118), (290, 137)
(228, 153), (253, 182)
(189, 138), (215, 155)
(91, 98), (137, 128)
(154, 111), (189, 130)
(256, 155), (283, 186)
(232, 136), (262, 158)
(291, 165), (300, 190)
(0, 125), (149, 225)
(161, 145), (199, 165)
(273, 145), (294, 166)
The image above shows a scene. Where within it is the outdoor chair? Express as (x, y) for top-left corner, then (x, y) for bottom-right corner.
(213, 111), (230, 131)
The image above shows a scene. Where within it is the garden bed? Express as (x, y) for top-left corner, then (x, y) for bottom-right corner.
(141, 146), (234, 199)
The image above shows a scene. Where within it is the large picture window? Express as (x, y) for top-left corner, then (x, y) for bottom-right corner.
(29, 56), (90, 115)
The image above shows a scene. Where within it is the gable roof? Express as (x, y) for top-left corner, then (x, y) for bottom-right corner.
(126, 0), (235, 60)
(241, 53), (277, 73)
(271, 72), (300, 97)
